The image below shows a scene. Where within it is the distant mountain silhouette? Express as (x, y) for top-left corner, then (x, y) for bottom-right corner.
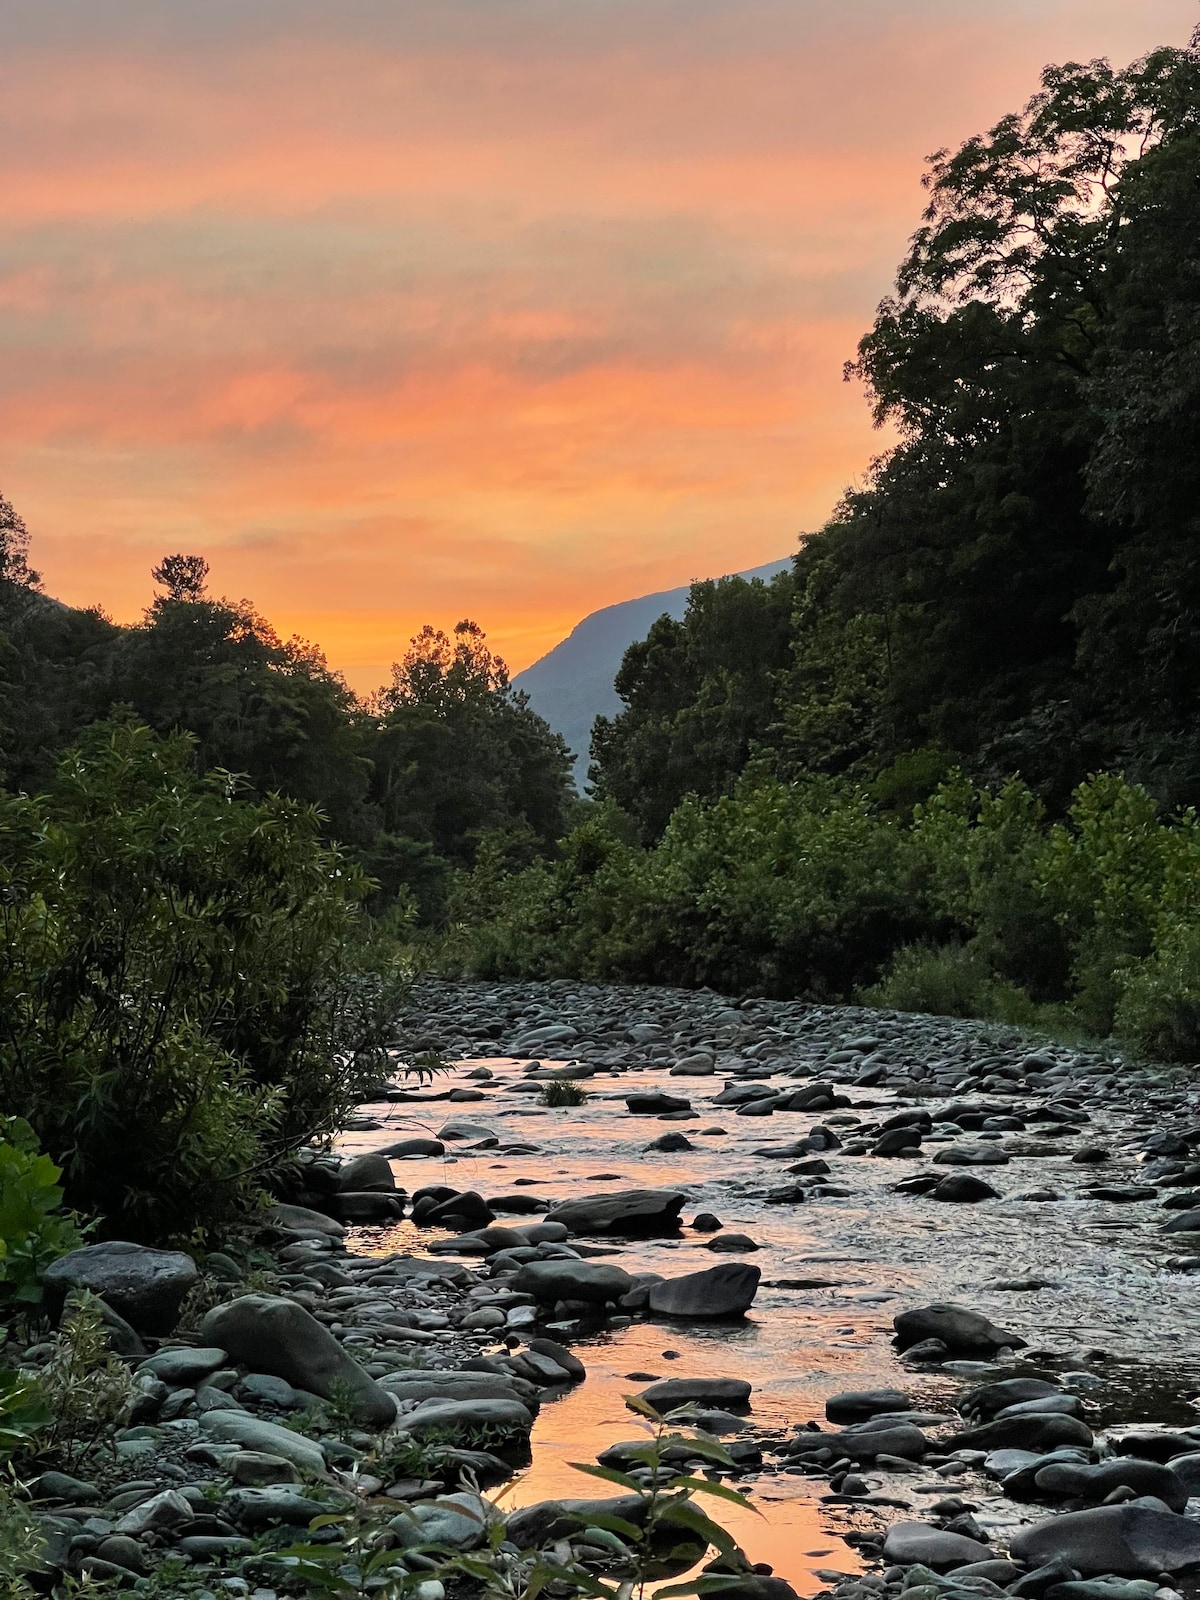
(512, 557), (792, 787)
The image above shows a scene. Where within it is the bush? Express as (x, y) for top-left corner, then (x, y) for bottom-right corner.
(0, 720), (407, 1243)
(540, 1080), (588, 1107)
(860, 942), (1041, 1025)
(1115, 919), (1200, 1062)
(0, 1121), (81, 1316)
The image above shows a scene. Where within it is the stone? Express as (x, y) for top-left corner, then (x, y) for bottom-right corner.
(506, 1494), (647, 1548)
(200, 1410), (327, 1475)
(230, 1452), (302, 1486)
(423, 1191), (496, 1229)
(1162, 1210), (1200, 1234)
(1010, 1505), (1200, 1577)
(336, 1191), (404, 1222)
(528, 1337), (586, 1380)
(137, 1346), (227, 1387)
(94, 1535), (148, 1573)
(626, 1093), (691, 1114)
(647, 1263), (761, 1318)
(930, 1175), (1000, 1203)
(646, 1131), (695, 1152)
(882, 1522), (992, 1569)
(548, 1188), (686, 1237)
(200, 1295), (396, 1427)
(705, 1233), (759, 1252)
(1033, 1459), (1189, 1512)
(959, 1378), (1062, 1420)
(42, 1242), (199, 1336)
(373, 1137), (446, 1159)
(815, 1423), (928, 1461)
(639, 1377), (752, 1410)
(512, 1260), (634, 1304)
(397, 1397), (533, 1440)
(825, 1389), (911, 1424)
(114, 1489), (195, 1536)
(893, 1304), (1024, 1356)
(389, 1491), (499, 1551)
(338, 1153), (397, 1192)
(223, 1485), (334, 1529)
(691, 1213), (723, 1232)
(270, 1203), (345, 1237)
(949, 1414), (1093, 1452)
(26, 1471), (100, 1504)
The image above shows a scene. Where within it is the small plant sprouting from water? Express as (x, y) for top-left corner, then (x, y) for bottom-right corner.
(540, 1080), (588, 1108)
(404, 1051), (454, 1085)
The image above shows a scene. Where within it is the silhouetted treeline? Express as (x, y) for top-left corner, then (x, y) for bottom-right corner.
(592, 38), (1200, 832)
(0, 521), (573, 922)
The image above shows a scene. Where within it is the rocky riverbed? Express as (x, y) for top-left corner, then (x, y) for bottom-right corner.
(17, 978), (1200, 1600)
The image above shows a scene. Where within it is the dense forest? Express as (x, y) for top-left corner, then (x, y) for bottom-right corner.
(0, 517), (575, 924)
(464, 36), (1200, 1059)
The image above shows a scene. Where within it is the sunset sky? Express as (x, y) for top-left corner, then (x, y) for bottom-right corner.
(1, 1), (1195, 690)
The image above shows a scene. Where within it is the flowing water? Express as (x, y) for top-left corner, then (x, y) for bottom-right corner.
(338, 1054), (1200, 1594)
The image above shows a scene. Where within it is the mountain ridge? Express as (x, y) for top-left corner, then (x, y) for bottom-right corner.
(512, 557), (792, 785)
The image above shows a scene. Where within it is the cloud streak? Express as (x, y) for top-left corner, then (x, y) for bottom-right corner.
(0, 0), (1193, 685)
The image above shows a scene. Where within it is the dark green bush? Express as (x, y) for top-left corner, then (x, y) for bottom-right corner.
(0, 1119), (81, 1315)
(0, 719), (406, 1242)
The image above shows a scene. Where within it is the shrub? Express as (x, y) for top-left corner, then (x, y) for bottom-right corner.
(0, 1120), (81, 1316)
(1115, 919), (1200, 1062)
(0, 719), (407, 1242)
(540, 1080), (588, 1107)
(860, 942), (1041, 1024)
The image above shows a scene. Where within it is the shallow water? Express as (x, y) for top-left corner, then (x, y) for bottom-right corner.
(339, 1053), (1200, 1593)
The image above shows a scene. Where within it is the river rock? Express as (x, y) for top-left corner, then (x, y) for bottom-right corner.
(42, 1242), (199, 1336)
(548, 1188), (685, 1236)
(819, 1422), (928, 1461)
(270, 1202), (345, 1237)
(506, 1494), (647, 1547)
(1034, 1458), (1189, 1512)
(222, 1485), (333, 1529)
(949, 1414), (1093, 1452)
(931, 1174), (1001, 1202)
(626, 1093), (691, 1114)
(200, 1410), (326, 1475)
(199, 1295), (395, 1427)
(882, 1522), (992, 1569)
(647, 1263), (760, 1318)
(338, 1153), (397, 1191)
(639, 1377), (752, 1410)
(373, 1137), (446, 1159)
(512, 1260), (634, 1304)
(826, 1388), (912, 1424)
(397, 1397), (533, 1440)
(137, 1346), (228, 1387)
(390, 1491), (499, 1551)
(1010, 1504), (1200, 1577)
(960, 1377), (1062, 1420)
(894, 1303), (1024, 1355)
(114, 1489), (195, 1536)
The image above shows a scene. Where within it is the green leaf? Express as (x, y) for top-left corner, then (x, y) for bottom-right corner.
(671, 1477), (761, 1514)
(568, 1460), (643, 1492)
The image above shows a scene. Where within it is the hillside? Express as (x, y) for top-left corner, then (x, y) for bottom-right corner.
(512, 558), (791, 786)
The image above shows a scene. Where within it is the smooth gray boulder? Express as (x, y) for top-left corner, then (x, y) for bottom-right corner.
(512, 1260), (634, 1304)
(548, 1188), (685, 1237)
(270, 1203), (345, 1237)
(1010, 1505), (1200, 1577)
(894, 1303), (1024, 1355)
(647, 1263), (760, 1318)
(826, 1388), (911, 1424)
(639, 1377), (752, 1410)
(396, 1397), (533, 1440)
(882, 1522), (992, 1569)
(338, 1153), (397, 1192)
(373, 1137), (445, 1159)
(137, 1347), (227, 1387)
(960, 1377), (1061, 1419)
(1033, 1459), (1188, 1513)
(199, 1295), (395, 1427)
(506, 1494), (647, 1548)
(200, 1410), (326, 1475)
(223, 1485), (334, 1529)
(949, 1414), (1093, 1452)
(389, 1491), (499, 1551)
(817, 1423), (928, 1462)
(42, 1242), (198, 1336)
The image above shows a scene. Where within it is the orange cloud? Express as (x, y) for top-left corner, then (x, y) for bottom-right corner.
(0, 0), (1194, 688)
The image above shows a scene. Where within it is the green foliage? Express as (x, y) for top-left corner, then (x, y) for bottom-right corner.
(0, 719), (406, 1241)
(540, 1080), (588, 1107)
(861, 943), (1044, 1026)
(0, 1471), (43, 1600)
(0, 1373), (51, 1463)
(35, 1295), (134, 1469)
(0, 1122), (81, 1314)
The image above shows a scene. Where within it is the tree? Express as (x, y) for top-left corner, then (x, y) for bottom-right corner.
(151, 553), (210, 603)
(590, 570), (797, 840)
